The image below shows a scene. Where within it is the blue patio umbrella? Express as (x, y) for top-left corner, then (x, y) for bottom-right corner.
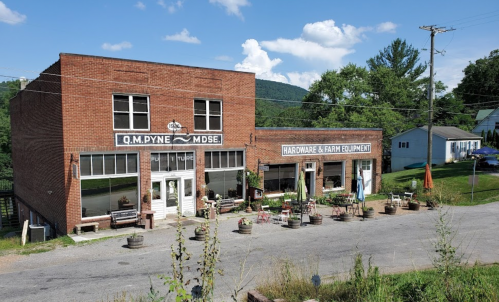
(297, 170), (307, 226)
(357, 168), (365, 208)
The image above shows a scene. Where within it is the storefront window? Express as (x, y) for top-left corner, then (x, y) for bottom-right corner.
(205, 170), (242, 199)
(151, 152), (194, 172)
(264, 164), (296, 193)
(323, 162), (343, 190)
(80, 153), (139, 218)
(81, 176), (138, 218)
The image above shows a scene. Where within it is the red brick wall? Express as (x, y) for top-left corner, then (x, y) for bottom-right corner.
(12, 53), (255, 233)
(252, 128), (383, 195)
(10, 60), (67, 234)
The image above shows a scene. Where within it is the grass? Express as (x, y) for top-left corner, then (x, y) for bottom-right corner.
(0, 226), (77, 256)
(380, 160), (499, 205)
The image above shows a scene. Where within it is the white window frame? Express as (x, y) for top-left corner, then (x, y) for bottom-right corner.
(194, 99), (222, 131)
(113, 94), (150, 131)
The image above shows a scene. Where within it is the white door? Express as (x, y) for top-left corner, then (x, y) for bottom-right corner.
(165, 178), (180, 215)
(151, 178), (180, 220)
(360, 160), (372, 194)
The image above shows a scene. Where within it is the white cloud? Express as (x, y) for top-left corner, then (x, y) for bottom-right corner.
(215, 55), (233, 62)
(0, 1), (26, 25)
(157, 0), (167, 8)
(163, 29), (201, 44)
(376, 21), (397, 33)
(135, 2), (146, 10)
(209, 0), (250, 20)
(287, 71), (320, 90)
(235, 39), (288, 83)
(101, 41), (133, 51)
(302, 20), (371, 48)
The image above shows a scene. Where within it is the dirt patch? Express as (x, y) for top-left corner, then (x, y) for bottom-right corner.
(0, 254), (24, 273)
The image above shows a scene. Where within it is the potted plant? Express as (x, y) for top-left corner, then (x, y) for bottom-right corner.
(362, 206), (375, 218)
(309, 212), (323, 225)
(238, 217), (253, 234)
(384, 203), (397, 215)
(408, 199), (420, 211)
(127, 232), (144, 249)
(339, 211), (353, 222)
(194, 224), (207, 241)
(288, 214), (301, 229)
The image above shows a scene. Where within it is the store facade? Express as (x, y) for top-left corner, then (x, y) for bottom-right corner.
(10, 53), (382, 235)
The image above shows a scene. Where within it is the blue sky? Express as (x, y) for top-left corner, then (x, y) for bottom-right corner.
(1, 0), (498, 91)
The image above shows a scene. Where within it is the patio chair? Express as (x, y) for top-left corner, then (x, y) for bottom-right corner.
(332, 204), (342, 218)
(346, 193), (356, 204)
(404, 192), (413, 207)
(275, 209), (290, 224)
(257, 205), (271, 223)
(282, 199), (293, 215)
(351, 201), (360, 216)
(391, 194), (402, 207)
(307, 199), (317, 215)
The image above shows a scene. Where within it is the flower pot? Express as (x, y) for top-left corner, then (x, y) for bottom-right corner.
(309, 216), (323, 225)
(238, 224), (252, 234)
(288, 219), (301, 229)
(194, 230), (206, 241)
(245, 206), (252, 213)
(340, 213), (353, 222)
(127, 235), (144, 249)
(384, 206), (397, 215)
(362, 209), (375, 219)
(408, 202), (420, 211)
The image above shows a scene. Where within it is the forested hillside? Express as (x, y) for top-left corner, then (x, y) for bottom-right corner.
(255, 79), (308, 127)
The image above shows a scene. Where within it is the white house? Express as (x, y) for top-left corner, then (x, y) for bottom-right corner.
(391, 126), (481, 172)
(472, 108), (499, 139)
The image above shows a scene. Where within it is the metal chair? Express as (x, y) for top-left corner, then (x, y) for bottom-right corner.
(391, 194), (402, 207)
(257, 205), (271, 223)
(351, 201), (360, 216)
(332, 204), (342, 218)
(404, 192), (413, 207)
(307, 199), (317, 215)
(275, 209), (290, 224)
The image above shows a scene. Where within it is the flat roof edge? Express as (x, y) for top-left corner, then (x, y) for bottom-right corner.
(256, 127), (383, 131)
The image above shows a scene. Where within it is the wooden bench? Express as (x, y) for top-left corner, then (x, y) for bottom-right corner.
(110, 209), (139, 229)
(75, 222), (99, 235)
(219, 198), (237, 213)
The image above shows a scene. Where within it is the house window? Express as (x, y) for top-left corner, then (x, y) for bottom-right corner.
(451, 142), (456, 152)
(113, 94), (149, 130)
(264, 164), (296, 194)
(151, 152), (194, 172)
(204, 150), (244, 199)
(323, 162), (343, 190)
(398, 142), (409, 148)
(194, 99), (222, 130)
(80, 153), (139, 218)
(495, 123), (499, 130)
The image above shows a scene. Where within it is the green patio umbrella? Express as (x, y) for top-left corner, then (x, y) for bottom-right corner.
(297, 170), (307, 226)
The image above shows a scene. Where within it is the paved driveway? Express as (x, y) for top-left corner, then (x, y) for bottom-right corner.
(1, 202), (498, 302)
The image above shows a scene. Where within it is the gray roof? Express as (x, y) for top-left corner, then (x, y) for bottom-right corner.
(419, 126), (481, 140)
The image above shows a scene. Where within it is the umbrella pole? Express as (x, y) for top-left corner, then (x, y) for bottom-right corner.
(471, 159), (476, 203)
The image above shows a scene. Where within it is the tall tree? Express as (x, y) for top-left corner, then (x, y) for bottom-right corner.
(367, 38), (427, 81)
(454, 49), (499, 107)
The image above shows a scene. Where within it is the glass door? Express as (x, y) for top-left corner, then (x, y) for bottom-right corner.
(165, 178), (180, 215)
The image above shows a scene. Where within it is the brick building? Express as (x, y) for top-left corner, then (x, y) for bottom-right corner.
(10, 53), (382, 235)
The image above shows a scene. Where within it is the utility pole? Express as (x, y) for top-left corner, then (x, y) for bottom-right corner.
(419, 25), (455, 170)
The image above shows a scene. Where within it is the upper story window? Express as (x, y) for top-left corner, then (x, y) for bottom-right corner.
(194, 99), (222, 131)
(113, 94), (150, 130)
(398, 142), (409, 148)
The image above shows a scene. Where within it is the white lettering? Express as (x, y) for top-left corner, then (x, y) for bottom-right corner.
(144, 136), (151, 144)
(123, 136), (130, 145)
(133, 136), (142, 144)
(193, 136), (200, 143)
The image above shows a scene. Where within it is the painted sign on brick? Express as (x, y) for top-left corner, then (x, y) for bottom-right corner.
(115, 133), (223, 146)
(282, 143), (371, 156)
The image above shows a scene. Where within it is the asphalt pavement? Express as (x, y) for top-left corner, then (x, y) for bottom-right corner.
(1, 202), (498, 302)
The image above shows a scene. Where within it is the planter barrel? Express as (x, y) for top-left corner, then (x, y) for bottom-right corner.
(309, 216), (323, 225)
(408, 202), (420, 211)
(385, 206), (397, 215)
(127, 235), (144, 249)
(288, 219), (301, 229)
(340, 213), (353, 222)
(194, 231), (206, 241)
(238, 224), (252, 234)
(362, 209), (375, 219)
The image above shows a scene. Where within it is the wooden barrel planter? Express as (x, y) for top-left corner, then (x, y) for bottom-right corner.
(288, 219), (301, 229)
(384, 206), (397, 215)
(238, 224), (252, 234)
(362, 209), (375, 219)
(194, 230), (206, 241)
(127, 235), (144, 249)
(340, 213), (353, 222)
(408, 202), (420, 211)
(309, 215), (323, 225)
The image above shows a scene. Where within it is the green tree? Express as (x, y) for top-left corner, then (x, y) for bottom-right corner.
(433, 92), (474, 131)
(454, 49), (499, 106)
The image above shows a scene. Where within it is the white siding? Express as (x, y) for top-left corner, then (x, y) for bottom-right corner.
(472, 108), (499, 139)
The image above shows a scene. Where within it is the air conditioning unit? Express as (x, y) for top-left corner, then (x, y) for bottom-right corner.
(29, 224), (45, 243)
